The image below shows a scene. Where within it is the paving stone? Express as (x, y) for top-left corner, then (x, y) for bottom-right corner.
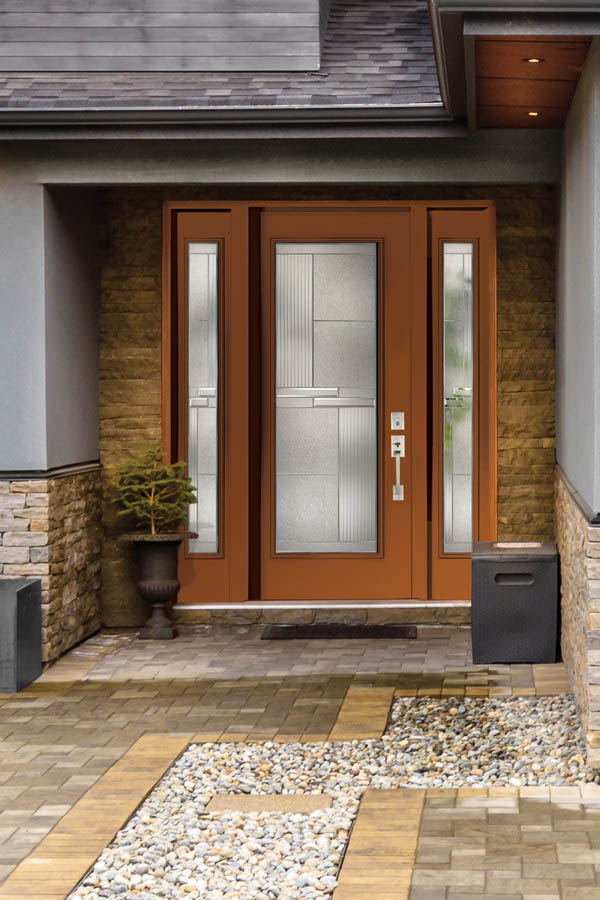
(412, 870), (486, 888)
(560, 888), (600, 899)
(0, 626), (582, 894)
(335, 789), (424, 898)
(205, 793), (332, 813)
(414, 795), (600, 898)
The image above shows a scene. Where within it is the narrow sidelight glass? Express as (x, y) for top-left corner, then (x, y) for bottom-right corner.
(442, 242), (474, 553)
(187, 242), (219, 553)
(274, 242), (378, 553)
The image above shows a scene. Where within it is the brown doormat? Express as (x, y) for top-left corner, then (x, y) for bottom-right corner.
(261, 624), (417, 640)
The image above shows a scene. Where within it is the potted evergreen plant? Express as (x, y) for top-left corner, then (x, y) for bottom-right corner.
(110, 446), (197, 639)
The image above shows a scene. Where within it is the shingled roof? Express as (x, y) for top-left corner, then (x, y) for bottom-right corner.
(0, 0), (441, 111)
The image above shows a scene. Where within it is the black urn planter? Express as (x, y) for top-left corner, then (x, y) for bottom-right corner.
(125, 532), (196, 640)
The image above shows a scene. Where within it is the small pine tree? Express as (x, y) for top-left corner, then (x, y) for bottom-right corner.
(110, 446), (197, 535)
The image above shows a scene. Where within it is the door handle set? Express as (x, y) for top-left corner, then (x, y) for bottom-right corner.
(390, 413), (405, 501)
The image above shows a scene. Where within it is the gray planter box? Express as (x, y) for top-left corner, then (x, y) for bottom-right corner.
(0, 578), (42, 692)
(471, 542), (558, 664)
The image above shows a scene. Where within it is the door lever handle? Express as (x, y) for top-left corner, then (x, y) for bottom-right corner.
(391, 435), (405, 501)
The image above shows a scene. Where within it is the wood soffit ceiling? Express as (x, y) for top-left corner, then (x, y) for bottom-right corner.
(476, 37), (591, 128)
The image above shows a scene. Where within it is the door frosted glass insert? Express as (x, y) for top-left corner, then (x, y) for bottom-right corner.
(188, 242), (218, 554)
(275, 242), (377, 553)
(443, 242), (474, 554)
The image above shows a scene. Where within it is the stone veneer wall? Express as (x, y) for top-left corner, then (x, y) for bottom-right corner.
(494, 189), (556, 543)
(556, 467), (600, 766)
(98, 186), (556, 623)
(0, 471), (102, 663)
(99, 193), (163, 626)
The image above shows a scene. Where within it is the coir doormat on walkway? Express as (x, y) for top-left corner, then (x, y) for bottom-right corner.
(261, 624), (418, 639)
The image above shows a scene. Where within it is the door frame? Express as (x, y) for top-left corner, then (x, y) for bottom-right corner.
(162, 199), (497, 603)
(259, 208), (416, 601)
(430, 209), (498, 600)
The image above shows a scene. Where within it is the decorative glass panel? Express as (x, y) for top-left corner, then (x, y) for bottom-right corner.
(443, 242), (474, 553)
(275, 242), (378, 553)
(188, 242), (218, 553)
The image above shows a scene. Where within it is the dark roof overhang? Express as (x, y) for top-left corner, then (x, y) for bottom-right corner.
(0, 0), (451, 141)
(429, 0), (600, 128)
(433, 0), (600, 10)
(1, 0), (598, 140)
(0, 102), (465, 141)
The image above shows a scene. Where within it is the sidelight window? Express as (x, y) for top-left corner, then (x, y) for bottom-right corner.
(187, 241), (219, 554)
(442, 242), (474, 553)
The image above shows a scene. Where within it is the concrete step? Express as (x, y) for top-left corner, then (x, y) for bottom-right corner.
(173, 601), (471, 628)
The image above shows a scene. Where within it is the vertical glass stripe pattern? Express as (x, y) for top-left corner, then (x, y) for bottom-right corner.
(442, 242), (474, 554)
(276, 254), (313, 388)
(188, 242), (219, 554)
(339, 407), (377, 542)
(275, 243), (377, 554)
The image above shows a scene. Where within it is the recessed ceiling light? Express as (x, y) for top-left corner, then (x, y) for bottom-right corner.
(527, 111), (539, 117)
(524, 57), (545, 63)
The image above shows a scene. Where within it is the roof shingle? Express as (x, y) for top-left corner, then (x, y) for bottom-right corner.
(0, 0), (441, 111)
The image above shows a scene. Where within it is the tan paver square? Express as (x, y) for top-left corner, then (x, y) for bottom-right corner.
(334, 789), (425, 900)
(328, 686), (395, 740)
(205, 794), (332, 813)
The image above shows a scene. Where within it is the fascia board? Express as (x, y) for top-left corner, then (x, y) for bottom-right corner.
(0, 122), (468, 141)
(432, 0), (600, 11)
(0, 104), (448, 124)
(0, 103), (457, 136)
(463, 13), (600, 33)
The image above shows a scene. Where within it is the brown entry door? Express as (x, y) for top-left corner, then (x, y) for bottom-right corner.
(259, 209), (421, 601)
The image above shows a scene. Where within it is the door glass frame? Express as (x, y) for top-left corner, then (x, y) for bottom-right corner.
(430, 209), (497, 602)
(270, 238), (383, 559)
(178, 234), (226, 560)
(442, 240), (475, 555)
(162, 200), (496, 605)
(259, 208), (414, 602)
(185, 238), (223, 557)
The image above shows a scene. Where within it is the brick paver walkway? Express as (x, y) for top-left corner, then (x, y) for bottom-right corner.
(0, 626), (577, 896)
(411, 787), (600, 899)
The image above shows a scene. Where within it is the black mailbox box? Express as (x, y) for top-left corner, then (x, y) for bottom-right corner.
(471, 542), (559, 665)
(0, 578), (42, 692)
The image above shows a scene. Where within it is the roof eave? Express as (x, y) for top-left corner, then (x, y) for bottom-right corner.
(0, 102), (449, 126)
(428, 0), (600, 130)
(0, 101), (466, 139)
(432, 0), (600, 11)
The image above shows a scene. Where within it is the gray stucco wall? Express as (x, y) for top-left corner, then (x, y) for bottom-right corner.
(0, 130), (560, 187)
(557, 38), (600, 512)
(0, 178), (47, 471)
(0, 127), (561, 473)
(44, 188), (100, 469)
(0, 185), (100, 472)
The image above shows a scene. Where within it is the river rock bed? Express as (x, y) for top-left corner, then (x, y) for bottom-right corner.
(70, 694), (586, 900)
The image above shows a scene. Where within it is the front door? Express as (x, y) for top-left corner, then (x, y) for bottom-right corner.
(259, 209), (421, 600)
(167, 201), (496, 605)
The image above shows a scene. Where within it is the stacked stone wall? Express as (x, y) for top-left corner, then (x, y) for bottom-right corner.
(556, 467), (600, 766)
(98, 186), (556, 623)
(99, 193), (163, 626)
(495, 189), (556, 542)
(0, 471), (102, 663)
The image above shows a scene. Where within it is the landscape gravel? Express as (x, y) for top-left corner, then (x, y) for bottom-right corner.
(70, 694), (586, 900)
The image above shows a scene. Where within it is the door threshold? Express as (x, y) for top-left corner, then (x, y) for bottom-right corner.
(173, 599), (471, 627)
(173, 600), (470, 610)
